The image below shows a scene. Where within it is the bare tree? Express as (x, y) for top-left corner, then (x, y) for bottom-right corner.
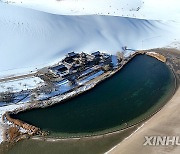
(116, 52), (124, 61)
(23, 84), (27, 89)
(41, 83), (56, 95)
(0, 91), (15, 103)
(0, 85), (5, 89)
(7, 87), (13, 92)
(103, 64), (113, 72)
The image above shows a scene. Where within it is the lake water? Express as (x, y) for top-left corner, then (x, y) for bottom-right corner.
(11, 55), (175, 137)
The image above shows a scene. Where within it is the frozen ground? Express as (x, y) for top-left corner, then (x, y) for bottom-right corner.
(0, 77), (44, 93)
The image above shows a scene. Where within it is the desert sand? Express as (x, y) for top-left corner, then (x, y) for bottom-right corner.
(108, 49), (180, 154)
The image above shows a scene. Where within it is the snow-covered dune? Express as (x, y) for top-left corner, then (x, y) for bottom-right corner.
(2, 0), (180, 21)
(0, 2), (180, 76)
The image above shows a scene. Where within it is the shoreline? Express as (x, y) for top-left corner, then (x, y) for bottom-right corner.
(30, 58), (177, 141)
(0, 50), (171, 144)
(1, 51), (142, 142)
(107, 48), (180, 154)
(107, 86), (180, 154)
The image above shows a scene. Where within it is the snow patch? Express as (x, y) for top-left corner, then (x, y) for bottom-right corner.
(0, 77), (44, 93)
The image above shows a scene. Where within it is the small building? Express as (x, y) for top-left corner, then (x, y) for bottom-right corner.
(67, 52), (79, 58)
(102, 53), (111, 60)
(69, 64), (81, 73)
(51, 64), (68, 73)
(86, 53), (95, 60)
(0, 91), (14, 103)
(91, 51), (101, 57)
(63, 56), (75, 64)
(102, 54), (112, 65)
(49, 64), (70, 77)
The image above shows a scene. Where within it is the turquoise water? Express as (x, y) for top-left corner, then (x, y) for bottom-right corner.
(11, 55), (175, 137)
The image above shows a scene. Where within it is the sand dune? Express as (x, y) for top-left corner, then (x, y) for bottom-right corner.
(0, 2), (180, 77)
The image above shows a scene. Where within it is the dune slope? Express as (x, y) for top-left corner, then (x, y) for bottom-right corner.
(0, 2), (180, 76)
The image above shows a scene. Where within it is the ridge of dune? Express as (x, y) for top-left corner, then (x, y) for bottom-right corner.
(1, 0), (180, 21)
(0, 2), (180, 77)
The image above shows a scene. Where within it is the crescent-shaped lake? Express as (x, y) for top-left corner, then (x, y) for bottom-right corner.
(11, 55), (175, 137)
